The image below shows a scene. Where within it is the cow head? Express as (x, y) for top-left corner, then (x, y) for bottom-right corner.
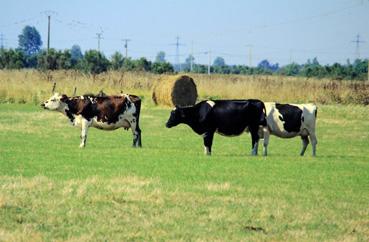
(166, 107), (185, 128)
(41, 93), (68, 111)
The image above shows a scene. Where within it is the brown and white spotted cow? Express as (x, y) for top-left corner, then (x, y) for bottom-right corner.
(261, 102), (317, 156)
(41, 93), (142, 148)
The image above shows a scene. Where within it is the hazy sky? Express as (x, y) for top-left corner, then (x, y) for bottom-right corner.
(1, 0), (368, 66)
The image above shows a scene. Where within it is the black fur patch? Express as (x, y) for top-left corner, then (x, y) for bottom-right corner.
(65, 109), (75, 123)
(275, 104), (302, 133)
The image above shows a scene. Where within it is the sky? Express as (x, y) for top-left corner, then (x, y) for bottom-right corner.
(1, 0), (369, 66)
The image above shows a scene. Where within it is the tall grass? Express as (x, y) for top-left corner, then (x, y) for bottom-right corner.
(0, 70), (368, 105)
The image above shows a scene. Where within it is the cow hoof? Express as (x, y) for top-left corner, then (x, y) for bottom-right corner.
(79, 144), (85, 148)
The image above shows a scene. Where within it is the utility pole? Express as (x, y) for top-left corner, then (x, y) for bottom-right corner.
(41, 11), (57, 53)
(190, 41), (194, 72)
(352, 34), (365, 59)
(170, 36), (185, 72)
(245, 45), (253, 67)
(204, 50), (211, 75)
(289, 49), (293, 63)
(96, 32), (103, 52)
(47, 15), (51, 53)
(208, 51), (211, 75)
(122, 38), (131, 59)
(175, 36), (180, 71)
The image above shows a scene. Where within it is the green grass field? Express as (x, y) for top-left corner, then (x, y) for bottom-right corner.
(0, 103), (368, 241)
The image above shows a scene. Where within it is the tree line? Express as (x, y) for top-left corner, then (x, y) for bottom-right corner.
(0, 25), (368, 80)
(186, 57), (368, 81)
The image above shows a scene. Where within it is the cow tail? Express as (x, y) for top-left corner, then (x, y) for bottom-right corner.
(314, 106), (318, 118)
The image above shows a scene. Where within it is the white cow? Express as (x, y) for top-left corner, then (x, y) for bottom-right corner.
(261, 102), (318, 156)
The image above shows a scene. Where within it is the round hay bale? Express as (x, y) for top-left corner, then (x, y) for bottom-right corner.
(152, 75), (198, 107)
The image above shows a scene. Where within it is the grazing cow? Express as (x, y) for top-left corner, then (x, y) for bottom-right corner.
(165, 100), (267, 156)
(261, 102), (317, 156)
(41, 93), (142, 148)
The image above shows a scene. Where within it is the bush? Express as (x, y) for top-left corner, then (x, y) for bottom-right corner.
(82, 50), (110, 75)
(151, 62), (174, 74)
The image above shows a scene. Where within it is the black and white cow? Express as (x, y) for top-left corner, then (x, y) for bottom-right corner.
(166, 100), (267, 156)
(261, 102), (317, 156)
(41, 93), (142, 148)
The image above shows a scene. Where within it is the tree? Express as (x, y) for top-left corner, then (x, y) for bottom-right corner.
(213, 57), (226, 67)
(182, 54), (195, 71)
(185, 55), (195, 65)
(121, 57), (136, 71)
(329, 63), (345, 79)
(0, 48), (25, 69)
(279, 63), (301, 76)
(71, 45), (83, 62)
(155, 51), (166, 63)
(135, 57), (152, 71)
(82, 50), (110, 75)
(58, 50), (72, 69)
(18, 26), (42, 56)
(300, 57), (325, 78)
(151, 62), (174, 74)
(110, 52), (124, 70)
(192, 64), (208, 74)
(37, 49), (72, 70)
(257, 59), (279, 72)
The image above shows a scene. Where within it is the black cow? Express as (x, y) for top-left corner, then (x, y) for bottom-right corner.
(41, 92), (142, 148)
(166, 100), (267, 156)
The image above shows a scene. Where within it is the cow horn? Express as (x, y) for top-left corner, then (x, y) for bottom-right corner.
(51, 82), (56, 94)
(73, 87), (77, 96)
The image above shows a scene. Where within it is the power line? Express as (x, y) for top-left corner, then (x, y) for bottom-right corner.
(245, 45), (253, 67)
(170, 36), (185, 71)
(0, 15), (42, 28)
(203, 50), (212, 75)
(351, 34), (365, 59)
(190, 41), (194, 72)
(204, 1), (364, 38)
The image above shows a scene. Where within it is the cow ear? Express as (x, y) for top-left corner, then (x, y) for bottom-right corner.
(198, 103), (212, 123)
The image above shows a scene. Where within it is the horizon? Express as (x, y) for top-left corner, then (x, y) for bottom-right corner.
(1, 0), (369, 66)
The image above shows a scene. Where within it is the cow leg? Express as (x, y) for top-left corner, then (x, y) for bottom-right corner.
(309, 133), (317, 156)
(130, 121), (142, 148)
(262, 127), (270, 156)
(80, 119), (90, 148)
(134, 126), (142, 148)
(250, 126), (260, 156)
(203, 131), (214, 156)
(300, 136), (309, 156)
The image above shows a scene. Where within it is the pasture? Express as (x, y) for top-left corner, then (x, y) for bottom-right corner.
(0, 103), (368, 241)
